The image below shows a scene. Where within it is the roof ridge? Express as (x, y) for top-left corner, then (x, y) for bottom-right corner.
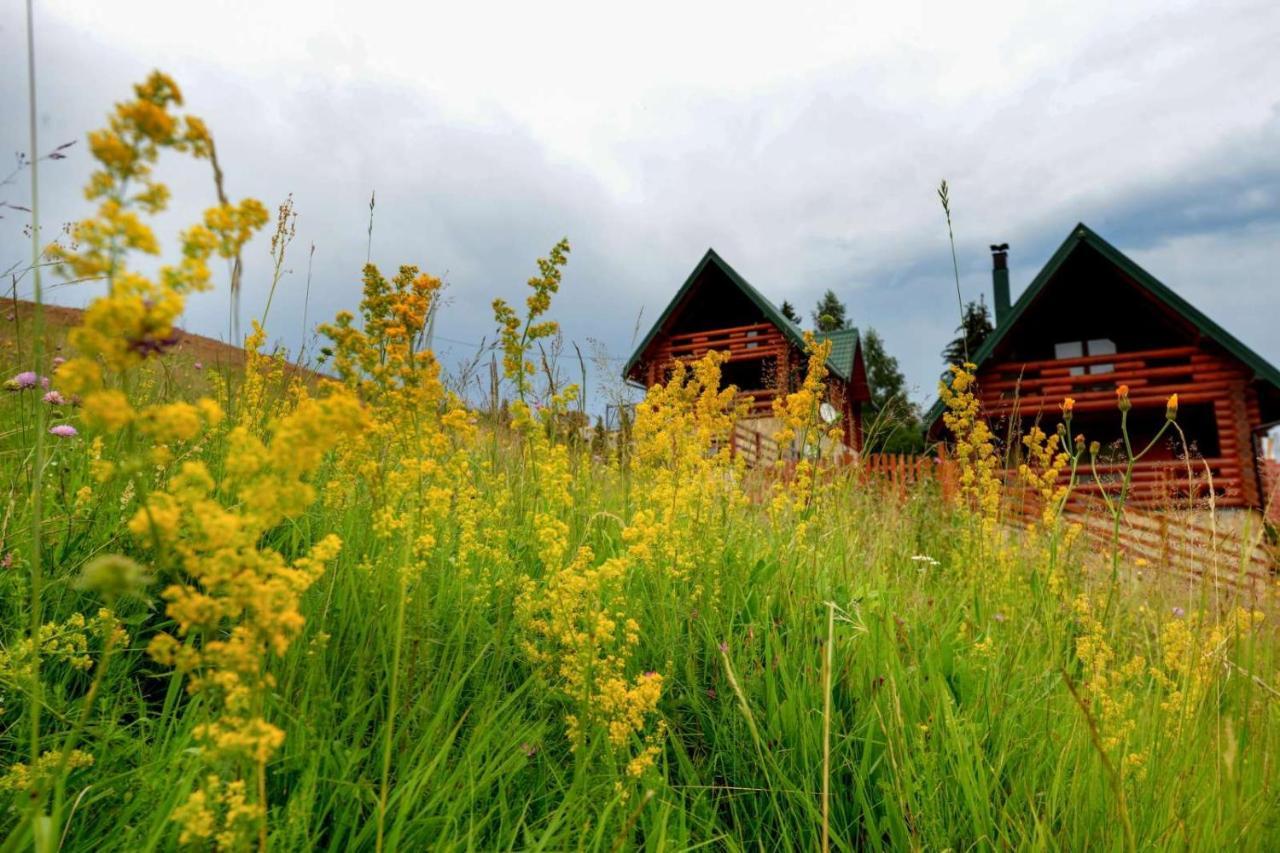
(924, 222), (1280, 427)
(624, 248), (854, 382)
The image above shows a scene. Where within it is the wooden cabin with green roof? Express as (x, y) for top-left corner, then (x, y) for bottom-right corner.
(624, 249), (872, 451)
(927, 223), (1280, 512)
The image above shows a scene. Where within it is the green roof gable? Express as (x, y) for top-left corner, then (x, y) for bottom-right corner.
(925, 222), (1280, 429)
(815, 327), (861, 380)
(624, 248), (856, 383)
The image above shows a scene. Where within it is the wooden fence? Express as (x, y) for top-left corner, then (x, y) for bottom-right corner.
(729, 421), (779, 468)
(1006, 489), (1276, 595)
(850, 444), (1277, 592)
(722, 413), (1278, 595)
(857, 452), (958, 500)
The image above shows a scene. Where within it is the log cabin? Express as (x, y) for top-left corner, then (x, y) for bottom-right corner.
(623, 248), (872, 451)
(927, 223), (1280, 512)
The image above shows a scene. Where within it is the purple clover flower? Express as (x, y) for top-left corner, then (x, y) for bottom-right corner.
(48, 424), (78, 438)
(8, 371), (38, 390)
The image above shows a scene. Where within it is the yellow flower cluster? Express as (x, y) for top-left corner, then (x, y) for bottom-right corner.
(939, 363), (1001, 526)
(1072, 595), (1147, 774)
(492, 238), (570, 401)
(42, 78), (370, 837)
(630, 351), (746, 582)
(515, 410), (665, 773)
(0, 610), (122, 680)
(768, 335), (841, 538)
(318, 261), (481, 564)
(0, 750), (95, 795)
(1150, 607), (1264, 719)
(1018, 424), (1073, 528)
(319, 264), (445, 403)
(504, 248), (681, 781)
(48, 71), (267, 436)
(170, 773), (263, 850)
(516, 545), (664, 747)
(236, 323), (298, 432)
(134, 394), (362, 841)
(771, 333), (838, 453)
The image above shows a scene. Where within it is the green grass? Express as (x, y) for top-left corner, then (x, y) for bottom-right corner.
(0, 341), (1277, 852)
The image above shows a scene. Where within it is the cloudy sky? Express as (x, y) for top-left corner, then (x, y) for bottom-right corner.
(2, 0), (1278, 424)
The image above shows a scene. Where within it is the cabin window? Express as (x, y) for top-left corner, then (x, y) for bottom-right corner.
(1054, 338), (1116, 375)
(746, 329), (759, 350)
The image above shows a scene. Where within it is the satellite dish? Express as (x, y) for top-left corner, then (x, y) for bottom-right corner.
(819, 402), (839, 424)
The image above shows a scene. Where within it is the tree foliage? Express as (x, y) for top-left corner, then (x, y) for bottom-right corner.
(862, 327), (923, 453)
(779, 300), (802, 325)
(811, 290), (847, 332)
(942, 296), (994, 368)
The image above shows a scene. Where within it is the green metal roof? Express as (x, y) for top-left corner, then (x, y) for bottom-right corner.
(925, 222), (1280, 428)
(815, 327), (861, 380)
(623, 248), (856, 382)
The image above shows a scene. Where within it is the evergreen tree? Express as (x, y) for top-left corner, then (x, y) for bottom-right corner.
(942, 296), (994, 367)
(811, 290), (848, 332)
(779, 300), (802, 325)
(590, 415), (608, 458)
(862, 328), (923, 453)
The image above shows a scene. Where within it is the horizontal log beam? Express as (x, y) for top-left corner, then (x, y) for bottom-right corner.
(982, 362), (1246, 394)
(666, 321), (776, 341)
(981, 387), (1234, 416)
(984, 345), (1200, 374)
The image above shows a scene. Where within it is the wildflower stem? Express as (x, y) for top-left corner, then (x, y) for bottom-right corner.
(937, 180), (968, 363)
(298, 242), (315, 365)
(24, 0), (48, 807)
(51, 626), (121, 835)
(821, 602), (834, 853)
(257, 758), (268, 852)
(1060, 668), (1136, 853)
(376, 554), (410, 853)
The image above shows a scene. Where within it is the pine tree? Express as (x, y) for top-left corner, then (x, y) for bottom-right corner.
(942, 296), (994, 367)
(590, 415), (608, 458)
(779, 300), (802, 325)
(811, 290), (847, 332)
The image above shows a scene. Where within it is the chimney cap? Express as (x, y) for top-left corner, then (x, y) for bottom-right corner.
(990, 243), (1009, 253)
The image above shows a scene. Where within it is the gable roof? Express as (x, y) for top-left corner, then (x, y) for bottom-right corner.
(925, 222), (1280, 428)
(623, 248), (856, 382)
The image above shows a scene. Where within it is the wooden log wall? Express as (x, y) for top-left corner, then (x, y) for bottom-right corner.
(977, 344), (1262, 509)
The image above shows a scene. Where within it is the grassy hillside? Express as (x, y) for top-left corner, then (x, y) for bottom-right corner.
(1, 298), (319, 384)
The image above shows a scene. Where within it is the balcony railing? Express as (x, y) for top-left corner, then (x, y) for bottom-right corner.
(652, 322), (788, 365)
(979, 345), (1248, 416)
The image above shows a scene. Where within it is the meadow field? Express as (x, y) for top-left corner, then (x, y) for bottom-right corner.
(2, 72), (1278, 852)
